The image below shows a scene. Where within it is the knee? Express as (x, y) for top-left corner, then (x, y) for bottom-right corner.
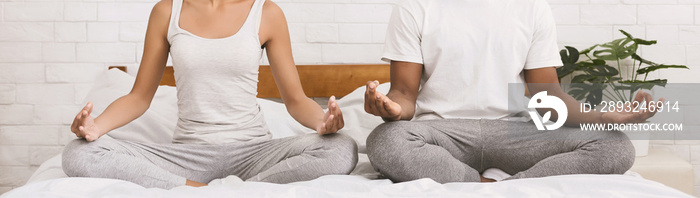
(314, 133), (359, 175)
(62, 138), (110, 177)
(592, 133), (635, 174)
(62, 139), (90, 177)
(366, 121), (413, 159)
(366, 122), (416, 174)
(366, 121), (411, 154)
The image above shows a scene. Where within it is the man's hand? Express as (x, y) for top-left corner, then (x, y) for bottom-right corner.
(316, 96), (345, 135)
(600, 91), (664, 124)
(70, 102), (104, 141)
(364, 80), (402, 121)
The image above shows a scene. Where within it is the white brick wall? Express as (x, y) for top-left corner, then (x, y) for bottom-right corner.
(0, 0), (699, 196)
(55, 22), (87, 42)
(4, 2), (63, 22)
(0, 23), (53, 42)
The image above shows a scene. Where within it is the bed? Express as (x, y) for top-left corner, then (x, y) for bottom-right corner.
(1, 65), (692, 197)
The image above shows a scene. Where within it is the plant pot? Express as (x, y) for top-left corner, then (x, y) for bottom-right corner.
(624, 130), (651, 157)
(630, 139), (650, 157)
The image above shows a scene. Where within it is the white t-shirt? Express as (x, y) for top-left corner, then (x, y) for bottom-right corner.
(382, 0), (563, 121)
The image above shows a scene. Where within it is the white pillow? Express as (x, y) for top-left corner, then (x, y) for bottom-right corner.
(83, 69), (317, 144)
(257, 98), (315, 138)
(83, 69), (177, 144)
(254, 83), (391, 153)
(336, 83), (390, 153)
(83, 69), (390, 153)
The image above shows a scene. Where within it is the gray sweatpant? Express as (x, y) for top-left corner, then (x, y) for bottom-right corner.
(62, 133), (358, 189)
(366, 119), (634, 183)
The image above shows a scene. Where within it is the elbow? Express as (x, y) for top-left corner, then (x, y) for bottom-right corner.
(527, 83), (565, 97)
(281, 94), (309, 107)
(125, 93), (153, 113)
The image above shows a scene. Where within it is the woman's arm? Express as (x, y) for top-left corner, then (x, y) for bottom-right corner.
(71, 0), (171, 141)
(259, 1), (343, 135)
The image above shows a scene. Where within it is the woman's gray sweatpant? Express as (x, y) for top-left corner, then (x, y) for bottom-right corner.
(62, 133), (358, 189)
(366, 119), (635, 183)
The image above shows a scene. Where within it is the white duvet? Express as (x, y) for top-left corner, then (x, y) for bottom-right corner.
(1, 69), (692, 197)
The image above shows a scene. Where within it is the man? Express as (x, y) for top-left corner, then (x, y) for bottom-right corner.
(364, 0), (658, 183)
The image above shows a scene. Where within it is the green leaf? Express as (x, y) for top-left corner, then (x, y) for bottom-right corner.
(586, 89), (604, 107)
(617, 79), (668, 92)
(612, 83), (634, 90)
(580, 44), (599, 55)
(568, 84), (591, 100)
(556, 64), (576, 79)
(620, 30), (633, 39)
(620, 79), (667, 86)
(583, 64), (619, 77)
(560, 49), (569, 63)
(609, 77), (623, 81)
(637, 64), (689, 75)
(592, 38), (636, 60)
(577, 59), (606, 68)
(557, 47), (581, 79)
(564, 46), (579, 63)
(591, 59), (607, 66)
(630, 53), (658, 66)
(571, 74), (595, 83)
(568, 83), (608, 106)
(568, 88), (587, 97)
(632, 38), (657, 46)
(619, 30), (657, 46)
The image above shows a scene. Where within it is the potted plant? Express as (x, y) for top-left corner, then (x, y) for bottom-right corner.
(557, 30), (689, 156)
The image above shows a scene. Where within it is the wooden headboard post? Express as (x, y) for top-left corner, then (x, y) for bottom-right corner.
(110, 64), (391, 98)
(109, 66), (127, 72)
(258, 65), (390, 98)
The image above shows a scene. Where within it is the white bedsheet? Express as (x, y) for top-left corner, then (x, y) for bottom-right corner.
(4, 173), (690, 197)
(6, 152), (691, 198)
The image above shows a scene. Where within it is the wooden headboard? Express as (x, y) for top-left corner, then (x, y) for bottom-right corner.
(109, 65), (391, 98)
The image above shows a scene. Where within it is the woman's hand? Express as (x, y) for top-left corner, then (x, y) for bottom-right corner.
(364, 80), (402, 121)
(70, 102), (104, 141)
(316, 96), (345, 135)
(600, 91), (664, 124)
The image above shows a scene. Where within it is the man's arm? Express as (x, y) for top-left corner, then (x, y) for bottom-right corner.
(524, 67), (659, 126)
(365, 61), (422, 121)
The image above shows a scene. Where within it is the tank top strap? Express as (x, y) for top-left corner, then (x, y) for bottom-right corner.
(243, 0), (266, 35)
(167, 0), (184, 42)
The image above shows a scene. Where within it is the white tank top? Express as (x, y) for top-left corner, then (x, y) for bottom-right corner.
(166, 0), (271, 144)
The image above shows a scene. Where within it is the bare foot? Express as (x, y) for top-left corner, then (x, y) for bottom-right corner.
(480, 175), (496, 183)
(186, 179), (207, 187)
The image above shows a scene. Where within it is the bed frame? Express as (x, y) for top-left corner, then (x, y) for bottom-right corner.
(109, 65), (391, 98)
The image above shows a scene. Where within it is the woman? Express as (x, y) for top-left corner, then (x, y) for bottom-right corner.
(62, 0), (358, 189)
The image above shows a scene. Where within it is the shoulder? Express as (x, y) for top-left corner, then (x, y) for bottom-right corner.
(530, 0), (552, 12)
(261, 0), (285, 21)
(151, 0), (173, 21)
(397, 0), (425, 11)
(260, 0), (287, 30)
(258, 0), (287, 44)
(392, 0), (427, 21)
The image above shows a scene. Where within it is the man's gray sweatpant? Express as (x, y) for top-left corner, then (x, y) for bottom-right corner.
(62, 133), (358, 189)
(366, 119), (634, 183)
